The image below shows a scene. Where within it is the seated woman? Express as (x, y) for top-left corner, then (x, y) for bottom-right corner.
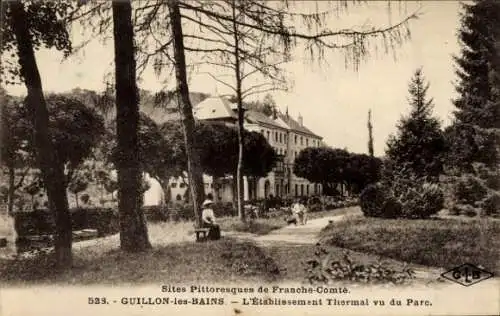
(201, 199), (221, 240)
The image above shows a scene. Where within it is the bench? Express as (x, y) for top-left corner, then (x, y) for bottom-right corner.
(194, 228), (210, 242)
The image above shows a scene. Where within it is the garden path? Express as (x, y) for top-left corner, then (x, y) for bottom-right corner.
(224, 208), (446, 283)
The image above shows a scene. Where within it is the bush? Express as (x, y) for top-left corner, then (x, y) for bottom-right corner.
(14, 207), (119, 237)
(360, 183), (401, 218)
(213, 202), (235, 217)
(479, 192), (500, 217)
(398, 182), (444, 219)
(142, 205), (169, 222)
(449, 204), (479, 217)
(452, 175), (488, 206)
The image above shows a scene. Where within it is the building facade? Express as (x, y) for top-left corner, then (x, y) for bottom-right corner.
(243, 109), (323, 200)
(146, 96), (324, 205)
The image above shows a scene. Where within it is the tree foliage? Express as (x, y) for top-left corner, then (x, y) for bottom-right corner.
(385, 68), (446, 180)
(43, 94), (106, 180)
(446, 0), (500, 172)
(1, 0), (76, 85)
(294, 147), (381, 195)
(453, 0), (500, 129)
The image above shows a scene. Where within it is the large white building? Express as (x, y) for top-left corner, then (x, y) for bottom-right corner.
(143, 96), (323, 205)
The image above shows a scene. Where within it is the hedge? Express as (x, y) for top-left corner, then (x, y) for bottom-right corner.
(14, 207), (119, 237)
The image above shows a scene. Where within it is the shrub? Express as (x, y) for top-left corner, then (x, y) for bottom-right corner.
(452, 175), (488, 206)
(308, 203), (323, 212)
(449, 204), (479, 217)
(398, 182), (444, 219)
(142, 205), (169, 222)
(360, 183), (401, 218)
(479, 192), (500, 217)
(13, 207), (119, 238)
(213, 202), (235, 217)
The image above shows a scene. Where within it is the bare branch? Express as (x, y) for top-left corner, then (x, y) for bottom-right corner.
(200, 72), (237, 93)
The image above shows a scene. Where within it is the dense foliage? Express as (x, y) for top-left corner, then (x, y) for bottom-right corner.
(443, 0), (500, 217)
(294, 147), (381, 195)
(386, 68), (446, 180)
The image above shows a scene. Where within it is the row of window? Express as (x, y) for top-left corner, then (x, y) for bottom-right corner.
(261, 129), (320, 147)
(274, 183), (321, 197)
(171, 182), (215, 189)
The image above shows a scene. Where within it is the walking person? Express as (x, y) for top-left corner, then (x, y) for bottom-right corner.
(201, 199), (221, 240)
(291, 198), (304, 225)
(300, 197), (309, 225)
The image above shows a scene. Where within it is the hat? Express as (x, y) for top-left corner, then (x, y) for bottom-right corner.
(202, 199), (214, 207)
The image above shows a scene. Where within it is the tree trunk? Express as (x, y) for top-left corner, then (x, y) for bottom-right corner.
(232, 0), (246, 223)
(10, 2), (73, 269)
(158, 178), (171, 205)
(168, 0), (205, 227)
(75, 193), (79, 208)
(7, 167), (15, 216)
(112, 0), (151, 252)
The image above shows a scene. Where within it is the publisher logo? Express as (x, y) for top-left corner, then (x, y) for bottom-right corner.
(441, 263), (493, 286)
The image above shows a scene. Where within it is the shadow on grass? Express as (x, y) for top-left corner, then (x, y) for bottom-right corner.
(0, 237), (282, 286)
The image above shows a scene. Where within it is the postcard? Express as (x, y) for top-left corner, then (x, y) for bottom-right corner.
(1, 1), (498, 315)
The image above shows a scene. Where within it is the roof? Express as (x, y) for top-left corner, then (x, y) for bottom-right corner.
(140, 91), (209, 124)
(193, 97), (237, 121)
(276, 113), (322, 139)
(245, 110), (284, 129)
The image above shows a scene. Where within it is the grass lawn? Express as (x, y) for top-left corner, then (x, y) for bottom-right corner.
(0, 237), (282, 285)
(0, 219), (284, 285)
(218, 206), (357, 235)
(319, 216), (500, 275)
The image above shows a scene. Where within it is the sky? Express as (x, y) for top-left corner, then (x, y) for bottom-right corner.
(3, 1), (463, 156)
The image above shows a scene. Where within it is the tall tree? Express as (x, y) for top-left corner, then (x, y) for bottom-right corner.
(0, 92), (32, 215)
(386, 68), (446, 180)
(453, 0), (500, 129)
(167, 0), (206, 227)
(4, 1), (76, 268)
(112, 0), (151, 251)
(367, 109), (374, 157)
(447, 0), (500, 172)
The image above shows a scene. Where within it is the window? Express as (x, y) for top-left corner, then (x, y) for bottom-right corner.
(301, 184), (304, 196)
(266, 131), (270, 139)
(279, 133), (282, 143)
(275, 131), (278, 141)
(306, 185), (309, 196)
(179, 183), (186, 188)
(284, 150), (287, 157)
(300, 136), (303, 145)
(295, 135), (298, 144)
(171, 182), (177, 188)
(261, 129), (264, 135)
(295, 184), (298, 197)
(306, 138), (309, 146)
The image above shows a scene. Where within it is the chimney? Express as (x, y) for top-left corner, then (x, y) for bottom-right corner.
(298, 113), (303, 126)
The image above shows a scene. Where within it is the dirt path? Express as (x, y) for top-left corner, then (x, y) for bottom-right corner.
(225, 209), (445, 283)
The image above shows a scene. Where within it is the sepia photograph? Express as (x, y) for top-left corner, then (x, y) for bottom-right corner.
(0, 0), (499, 315)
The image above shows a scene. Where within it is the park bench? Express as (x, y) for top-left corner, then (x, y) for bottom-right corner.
(194, 228), (210, 242)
